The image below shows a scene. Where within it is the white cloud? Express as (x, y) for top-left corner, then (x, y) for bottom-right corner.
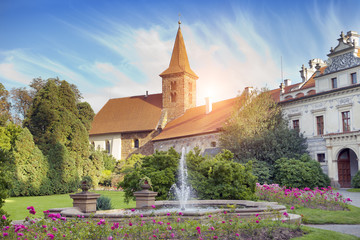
(0, 62), (31, 85)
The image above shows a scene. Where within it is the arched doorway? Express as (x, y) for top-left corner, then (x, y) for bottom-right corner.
(337, 148), (359, 188)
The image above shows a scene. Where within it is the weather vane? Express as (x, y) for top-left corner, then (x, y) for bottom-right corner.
(178, 13), (181, 26)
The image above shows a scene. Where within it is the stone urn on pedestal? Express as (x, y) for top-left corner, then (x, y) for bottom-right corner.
(134, 177), (158, 209)
(70, 176), (100, 213)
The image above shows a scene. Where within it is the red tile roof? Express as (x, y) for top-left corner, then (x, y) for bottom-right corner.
(90, 94), (162, 135)
(153, 97), (237, 141)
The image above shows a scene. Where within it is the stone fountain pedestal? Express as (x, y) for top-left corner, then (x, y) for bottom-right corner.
(69, 192), (100, 213)
(134, 184), (158, 209)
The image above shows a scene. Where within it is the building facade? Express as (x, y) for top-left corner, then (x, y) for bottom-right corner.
(280, 31), (360, 188)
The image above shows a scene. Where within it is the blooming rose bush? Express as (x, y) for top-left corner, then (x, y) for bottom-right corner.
(1, 206), (303, 239)
(256, 183), (352, 210)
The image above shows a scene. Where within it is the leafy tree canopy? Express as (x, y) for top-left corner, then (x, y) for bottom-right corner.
(220, 89), (308, 165)
(0, 83), (12, 126)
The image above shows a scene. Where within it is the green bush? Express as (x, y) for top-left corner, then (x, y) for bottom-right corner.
(99, 170), (112, 186)
(352, 170), (360, 188)
(187, 148), (258, 200)
(0, 149), (12, 227)
(273, 154), (330, 189)
(96, 195), (112, 210)
(250, 159), (272, 184)
(119, 149), (179, 203)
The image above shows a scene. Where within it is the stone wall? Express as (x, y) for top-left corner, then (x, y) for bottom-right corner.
(153, 132), (220, 154)
(121, 130), (160, 159)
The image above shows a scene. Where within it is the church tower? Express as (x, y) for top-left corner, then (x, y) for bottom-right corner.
(160, 21), (198, 122)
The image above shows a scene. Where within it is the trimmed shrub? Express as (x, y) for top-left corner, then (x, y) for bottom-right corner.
(273, 154), (330, 189)
(0, 149), (12, 227)
(96, 195), (112, 210)
(352, 170), (360, 188)
(187, 148), (258, 200)
(119, 149), (179, 203)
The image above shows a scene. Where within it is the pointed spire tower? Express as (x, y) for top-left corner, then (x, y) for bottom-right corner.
(160, 21), (198, 122)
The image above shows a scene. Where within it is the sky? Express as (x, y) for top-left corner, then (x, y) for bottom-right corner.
(1, 0), (360, 113)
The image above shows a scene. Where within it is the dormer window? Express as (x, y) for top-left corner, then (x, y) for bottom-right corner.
(331, 77), (337, 89)
(351, 72), (357, 84)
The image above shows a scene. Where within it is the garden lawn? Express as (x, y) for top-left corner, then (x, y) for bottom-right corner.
(292, 205), (360, 224)
(3, 191), (135, 221)
(347, 188), (360, 192)
(294, 226), (359, 240)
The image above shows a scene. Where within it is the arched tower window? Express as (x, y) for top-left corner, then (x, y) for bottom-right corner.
(105, 140), (111, 154)
(171, 81), (177, 90)
(133, 139), (139, 148)
(171, 92), (177, 102)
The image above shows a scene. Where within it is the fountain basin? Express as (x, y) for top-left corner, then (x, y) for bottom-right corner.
(49, 199), (301, 224)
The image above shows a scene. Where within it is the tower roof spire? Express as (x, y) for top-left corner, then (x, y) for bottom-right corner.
(160, 21), (198, 78)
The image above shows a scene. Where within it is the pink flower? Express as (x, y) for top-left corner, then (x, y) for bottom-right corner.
(166, 212), (171, 216)
(47, 234), (55, 239)
(213, 236), (218, 239)
(3, 232), (9, 237)
(223, 211), (227, 214)
(131, 209), (135, 212)
(178, 212), (183, 216)
(140, 214), (144, 218)
(255, 213), (259, 217)
(208, 215), (212, 218)
(256, 220), (259, 223)
(290, 206), (295, 210)
(62, 235), (66, 237)
(2, 215), (6, 220)
(27, 206), (34, 211)
(129, 222), (133, 226)
(151, 205), (156, 208)
(235, 233), (240, 237)
(181, 228), (185, 231)
(171, 233), (175, 238)
(52, 227), (57, 232)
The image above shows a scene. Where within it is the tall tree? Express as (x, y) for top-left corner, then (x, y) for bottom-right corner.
(24, 78), (94, 187)
(0, 83), (11, 126)
(10, 87), (32, 123)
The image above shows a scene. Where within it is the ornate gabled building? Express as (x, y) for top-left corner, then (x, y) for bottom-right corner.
(277, 31), (360, 188)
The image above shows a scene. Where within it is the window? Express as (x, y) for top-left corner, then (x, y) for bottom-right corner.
(342, 111), (350, 132)
(210, 141), (217, 147)
(189, 93), (192, 104)
(351, 72), (357, 84)
(292, 120), (299, 130)
(316, 116), (324, 135)
(331, 77), (337, 88)
(171, 92), (176, 102)
(188, 82), (192, 91)
(105, 140), (111, 154)
(171, 81), (177, 90)
(317, 153), (325, 163)
(133, 139), (139, 148)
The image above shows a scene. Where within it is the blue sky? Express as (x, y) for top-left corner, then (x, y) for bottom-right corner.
(1, 0), (360, 112)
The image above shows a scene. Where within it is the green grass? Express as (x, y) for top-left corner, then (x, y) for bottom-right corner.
(347, 188), (360, 192)
(3, 191), (135, 220)
(292, 205), (360, 224)
(294, 226), (360, 240)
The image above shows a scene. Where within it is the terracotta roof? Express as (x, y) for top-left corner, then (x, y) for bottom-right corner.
(301, 66), (327, 89)
(153, 97), (236, 141)
(160, 27), (198, 78)
(90, 94), (162, 135)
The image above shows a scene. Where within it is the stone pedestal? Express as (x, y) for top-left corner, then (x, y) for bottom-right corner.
(134, 184), (158, 209)
(69, 192), (100, 213)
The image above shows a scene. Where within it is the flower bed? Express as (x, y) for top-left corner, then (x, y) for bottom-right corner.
(1, 206), (304, 239)
(256, 183), (352, 210)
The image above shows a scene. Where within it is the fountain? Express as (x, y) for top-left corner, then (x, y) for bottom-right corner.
(171, 147), (191, 210)
(47, 148), (301, 224)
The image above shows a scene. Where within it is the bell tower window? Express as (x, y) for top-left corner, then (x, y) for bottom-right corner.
(171, 92), (177, 102)
(171, 81), (177, 90)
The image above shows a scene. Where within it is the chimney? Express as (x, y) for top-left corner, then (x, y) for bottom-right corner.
(205, 97), (212, 114)
(284, 79), (291, 87)
(280, 83), (285, 94)
(145, 91), (148, 98)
